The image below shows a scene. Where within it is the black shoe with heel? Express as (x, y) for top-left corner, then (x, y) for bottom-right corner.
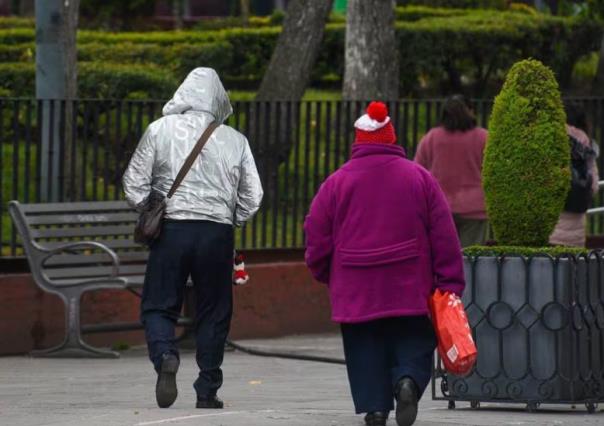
(156, 353), (179, 408)
(395, 377), (419, 426)
(196, 395), (224, 409)
(364, 411), (388, 426)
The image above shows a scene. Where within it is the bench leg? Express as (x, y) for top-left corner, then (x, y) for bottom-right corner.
(31, 289), (119, 359)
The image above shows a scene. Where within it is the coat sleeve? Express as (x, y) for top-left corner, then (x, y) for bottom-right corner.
(425, 173), (465, 296)
(590, 141), (600, 195)
(304, 182), (334, 284)
(235, 138), (263, 226)
(591, 159), (600, 195)
(122, 127), (155, 210)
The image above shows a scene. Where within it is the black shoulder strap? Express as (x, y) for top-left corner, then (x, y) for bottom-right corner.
(167, 122), (219, 199)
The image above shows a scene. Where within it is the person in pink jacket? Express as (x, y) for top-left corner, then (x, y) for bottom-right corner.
(414, 95), (488, 247)
(304, 102), (465, 426)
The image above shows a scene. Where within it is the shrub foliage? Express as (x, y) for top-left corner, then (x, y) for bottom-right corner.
(0, 10), (600, 97)
(482, 59), (570, 246)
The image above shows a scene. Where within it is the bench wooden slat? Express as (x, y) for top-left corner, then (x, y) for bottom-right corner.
(45, 264), (147, 279)
(31, 225), (135, 239)
(27, 212), (139, 226)
(125, 275), (146, 287)
(43, 238), (144, 251)
(52, 274), (146, 288)
(45, 251), (149, 267)
(20, 201), (131, 214)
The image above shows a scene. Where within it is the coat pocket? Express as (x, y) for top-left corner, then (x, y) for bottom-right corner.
(340, 239), (419, 267)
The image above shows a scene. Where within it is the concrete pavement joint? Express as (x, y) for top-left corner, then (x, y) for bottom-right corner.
(134, 410), (276, 425)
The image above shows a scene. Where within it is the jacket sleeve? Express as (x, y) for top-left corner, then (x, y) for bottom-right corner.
(425, 173), (465, 296)
(591, 160), (600, 195)
(590, 141), (600, 195)
(122, 127), (155, 210)
(235, 138), (263, 226)
(304, 182), (334, 284)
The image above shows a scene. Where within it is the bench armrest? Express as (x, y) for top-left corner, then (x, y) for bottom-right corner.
(39, 241), (121, 278)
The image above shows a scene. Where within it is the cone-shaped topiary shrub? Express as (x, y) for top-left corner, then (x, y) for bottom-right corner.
(482, 59), (569, 246)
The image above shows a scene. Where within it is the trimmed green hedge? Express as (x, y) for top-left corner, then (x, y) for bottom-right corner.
(0, 28), (36, 45)
(0, 10), (600, 97)
(396, 12), (602, 92)
(395, 5), (468, 20)
(78, 41), (234, 81)
(463, 245), (588, 257)
(0, 17), (34, 29)
(482, 59), (569, 247)
(398, 0), (507, 9)
(0, 44), (33, 62)
(0, 62), (177, 99)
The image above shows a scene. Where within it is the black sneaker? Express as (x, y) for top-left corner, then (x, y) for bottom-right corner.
(156, 353), (179, 408)
(395, 377), (419, 426)
(196, 395), (224, 409)
(364, 411), (388, 426)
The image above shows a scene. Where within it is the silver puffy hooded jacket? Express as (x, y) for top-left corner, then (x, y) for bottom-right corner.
(122, 68), (263, 226)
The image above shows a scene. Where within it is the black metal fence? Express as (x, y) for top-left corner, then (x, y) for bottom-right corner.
(1, 97), (604, 257)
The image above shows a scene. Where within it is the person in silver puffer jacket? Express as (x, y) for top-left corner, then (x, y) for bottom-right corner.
(122, 68), (263, 410)
(123, 68), (263, 224)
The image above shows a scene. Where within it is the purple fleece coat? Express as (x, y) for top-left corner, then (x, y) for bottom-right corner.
(304, 144), (465, 323)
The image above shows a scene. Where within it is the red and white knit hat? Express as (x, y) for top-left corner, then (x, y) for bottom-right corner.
(354, 101), (397, 145)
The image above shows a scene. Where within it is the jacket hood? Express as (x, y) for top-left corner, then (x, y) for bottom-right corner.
(162, 67), (233, 123)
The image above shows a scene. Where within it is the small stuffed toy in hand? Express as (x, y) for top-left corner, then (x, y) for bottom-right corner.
(233, 251), (249, 285)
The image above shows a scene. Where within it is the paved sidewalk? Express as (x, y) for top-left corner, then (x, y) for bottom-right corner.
(0, 334), (602, 426)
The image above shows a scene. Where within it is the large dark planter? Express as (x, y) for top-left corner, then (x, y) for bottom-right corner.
(433, 253), (604, 413)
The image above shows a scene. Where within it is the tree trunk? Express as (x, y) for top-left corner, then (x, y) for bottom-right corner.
(256, 0), (334, 101)
(61, 0), (79, 100)
(173, 0), (183, 30)
(19, 0), (34, 16)
(343, 0), (399, 101)
(61, 0), (80, 201)
(593, 34), (604, 96)
(546, 0), (559, 15)
(240, 0), (250, 27)
(255, 0), (332, 204)
(443, 57), (462, 94)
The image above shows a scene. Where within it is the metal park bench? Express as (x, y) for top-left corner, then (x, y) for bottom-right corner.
(8, 200), (191, 358)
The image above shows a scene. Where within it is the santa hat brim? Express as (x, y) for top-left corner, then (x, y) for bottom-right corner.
(354, 114), (391, 132)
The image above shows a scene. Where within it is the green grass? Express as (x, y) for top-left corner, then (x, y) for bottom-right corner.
(228, 89), (342, 102)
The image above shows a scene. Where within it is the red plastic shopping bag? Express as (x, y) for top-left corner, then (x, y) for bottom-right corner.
(429, 289), (477, 376)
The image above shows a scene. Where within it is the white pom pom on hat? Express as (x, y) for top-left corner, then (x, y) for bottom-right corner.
(353, 101), (397, 145)
(354, 101), (390, 131)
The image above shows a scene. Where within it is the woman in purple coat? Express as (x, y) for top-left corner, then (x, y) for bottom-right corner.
(304, 102), (465, 426)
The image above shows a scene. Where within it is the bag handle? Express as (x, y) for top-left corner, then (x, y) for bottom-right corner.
(167, 121), (219, 199)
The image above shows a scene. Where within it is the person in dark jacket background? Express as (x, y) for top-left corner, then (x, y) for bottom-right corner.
(304, 102), (465, 426)
(550, 101), (599, 247)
